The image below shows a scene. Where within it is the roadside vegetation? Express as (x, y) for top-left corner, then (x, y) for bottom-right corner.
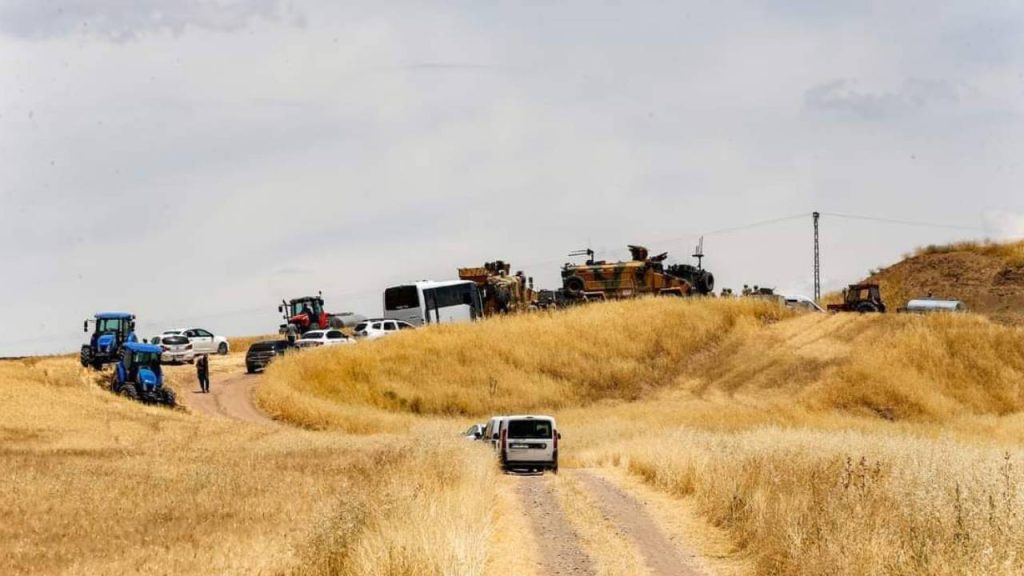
(0, 357), (494, 576)
(265, 296), (1024, 575)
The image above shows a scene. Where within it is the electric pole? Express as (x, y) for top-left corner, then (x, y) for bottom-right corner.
(813, 211), (821, 303)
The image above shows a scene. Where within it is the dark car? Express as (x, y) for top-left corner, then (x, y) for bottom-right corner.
(245, 340), (292, 374)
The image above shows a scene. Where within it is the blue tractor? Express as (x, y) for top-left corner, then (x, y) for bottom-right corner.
(81, 312), (138, 369)
(110, 342), (176, 407)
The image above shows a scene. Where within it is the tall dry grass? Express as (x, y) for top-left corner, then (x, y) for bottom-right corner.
(259, 298), (789, 431)
(0, 357), (495, 576)
(912, 239), (1024, 267)
(606, 429), (1024, 576)
(263, 297), (1024, 575)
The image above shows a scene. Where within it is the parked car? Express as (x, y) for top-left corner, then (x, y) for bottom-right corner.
(295, 329), (356, 349)
(148, 334), (195, 364)
(353, 318), (416, 340)
(462, 423), (485, 440)
(163, 328), (230, 355)
(245, 340), (292, 374)
(784, 295), (824, 313)
(499, 415), (560, 474)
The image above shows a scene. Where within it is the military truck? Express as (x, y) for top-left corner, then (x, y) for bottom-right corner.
(560, 245), (711, 301)
(458, 261), (535, 315)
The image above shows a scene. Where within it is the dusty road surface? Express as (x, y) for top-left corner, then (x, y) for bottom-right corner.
(576, 470), (706, 576)
(517, 474), (597, 575)
(513, 470), (714, 576)
(182, 373), (276, 425)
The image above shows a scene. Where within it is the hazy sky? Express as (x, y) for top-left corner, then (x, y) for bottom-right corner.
(3, 0), (1023, 355)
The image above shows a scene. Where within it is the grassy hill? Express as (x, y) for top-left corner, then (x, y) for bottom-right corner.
(862, 240), (1024, 324)
(265, 298), (1024, 575)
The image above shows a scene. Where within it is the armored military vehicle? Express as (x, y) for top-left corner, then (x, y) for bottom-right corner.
(458, 260), (535, 315)
(560, 245), (711, 301)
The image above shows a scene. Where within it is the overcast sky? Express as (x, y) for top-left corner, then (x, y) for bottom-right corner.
(3, 0), (1024, 355)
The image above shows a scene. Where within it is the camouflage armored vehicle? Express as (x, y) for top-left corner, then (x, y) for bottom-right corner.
(560, 245), (712, 301)
(458, 260), (536, 315)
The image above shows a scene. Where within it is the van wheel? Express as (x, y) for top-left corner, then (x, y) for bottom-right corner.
(552, 461), (559, 475)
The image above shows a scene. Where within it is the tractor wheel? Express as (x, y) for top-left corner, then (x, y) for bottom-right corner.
(80, 346), (91, 368)
(218, 342), (228, 355)
(161, 388), (177, 408)
(856, 302), (879, 313)
(119, 385), (138, 402)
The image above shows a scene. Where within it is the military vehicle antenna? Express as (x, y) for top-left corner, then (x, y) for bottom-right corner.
(692, 237), (705, 271)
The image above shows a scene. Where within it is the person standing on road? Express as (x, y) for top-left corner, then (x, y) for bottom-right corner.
(196, 354), (210, 393)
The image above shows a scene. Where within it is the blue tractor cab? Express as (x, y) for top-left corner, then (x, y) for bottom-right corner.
(81, 312), (138, 369)
(110, 342), (176, 407)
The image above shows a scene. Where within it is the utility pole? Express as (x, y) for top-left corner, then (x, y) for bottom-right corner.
(813, 212), (821, 303)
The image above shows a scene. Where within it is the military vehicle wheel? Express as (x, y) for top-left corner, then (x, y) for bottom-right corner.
(856, 302), (879, 313)
(119, 385), (138, 401)
(697, 272), (715, 295)
(564, 276), (585, 296)
(218, 342), (228, 355)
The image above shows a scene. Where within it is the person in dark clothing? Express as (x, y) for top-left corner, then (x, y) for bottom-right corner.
(196, 354), (210, 393)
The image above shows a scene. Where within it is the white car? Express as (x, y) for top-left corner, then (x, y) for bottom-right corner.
(784, 295), (824, 313)
(295, 329), (356, 349)
(462, 423), (485, 441)
(499, 415), (560, 474)
(353, 318), (416, 340)
(148, 334), (195, 364)
(163, 328), (231, 355)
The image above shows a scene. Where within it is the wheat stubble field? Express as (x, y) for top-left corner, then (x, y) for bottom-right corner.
(3, 297), (1024, 575)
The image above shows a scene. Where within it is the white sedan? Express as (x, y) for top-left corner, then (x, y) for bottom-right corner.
(353, 319), (416, 340)
(295, 329), (356, 349)
(163, 328), (231, 355)
(149, 334), (195, 364)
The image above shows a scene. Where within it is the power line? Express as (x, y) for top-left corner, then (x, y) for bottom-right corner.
(820, 212), (987, 233)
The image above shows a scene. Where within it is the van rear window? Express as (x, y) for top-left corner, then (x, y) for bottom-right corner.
(507, 420), (553, 439)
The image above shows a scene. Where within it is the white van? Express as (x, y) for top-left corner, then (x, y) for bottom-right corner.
(484, 416), (507, 449)
(499, 415), (560, 474)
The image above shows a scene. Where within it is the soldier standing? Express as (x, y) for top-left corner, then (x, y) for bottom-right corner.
(196, 354), (210, 393)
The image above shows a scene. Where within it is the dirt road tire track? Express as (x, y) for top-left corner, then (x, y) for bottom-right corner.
(183, 373), (276, 425)
(576, 470), (706, 576)
(517, 475), (597, 575)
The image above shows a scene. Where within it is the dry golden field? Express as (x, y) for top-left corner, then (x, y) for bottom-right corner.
(263, 297), (1024, 575)
(0, 356), (496, 576)
(5, 294), (1024, 575)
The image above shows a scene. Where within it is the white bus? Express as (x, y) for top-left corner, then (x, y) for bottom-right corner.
(383, 280), (483, 326)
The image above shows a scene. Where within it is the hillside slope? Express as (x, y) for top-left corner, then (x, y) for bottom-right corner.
(263, 298), (1024, 575)
(863, 240), (1024, 324)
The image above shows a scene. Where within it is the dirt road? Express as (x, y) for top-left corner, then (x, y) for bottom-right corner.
(182, 373), (276, 425)
(514, 470), (710, 576)
(517, 475), (596, 575)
